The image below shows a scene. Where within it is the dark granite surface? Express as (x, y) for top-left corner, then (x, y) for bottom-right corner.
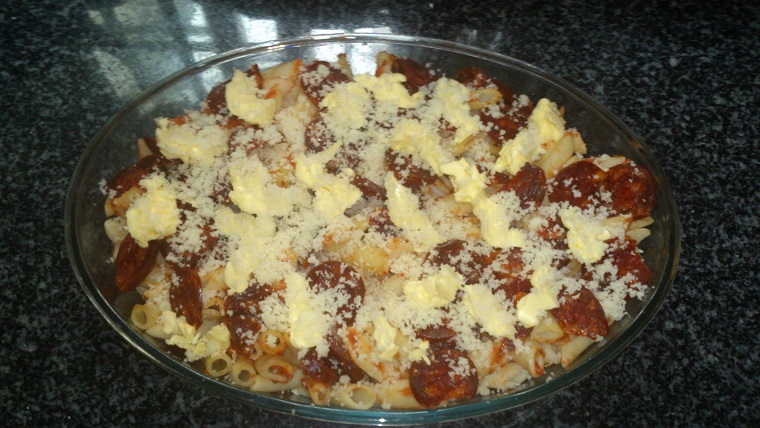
(2, 0), (758, 426)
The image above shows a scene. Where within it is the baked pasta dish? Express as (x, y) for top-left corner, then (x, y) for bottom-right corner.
(102, 52), (655, 409)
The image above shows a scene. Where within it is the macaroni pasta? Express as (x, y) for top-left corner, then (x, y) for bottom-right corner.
(103, 52), (655, 409)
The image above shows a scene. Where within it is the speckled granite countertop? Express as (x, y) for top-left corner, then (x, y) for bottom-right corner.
(2, 0), (757, 426)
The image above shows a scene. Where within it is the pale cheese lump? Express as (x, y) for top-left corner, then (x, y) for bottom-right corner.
(125, 174), (180, 247)
(384, 173), (441, 252)
(560, 207), (625, 264)
(225, 69), (277, 126)
(403, 265), (464, 308)
(155, 113), (230, 166)
(494, 98), (565, 174)
(108, 53), (653, 409)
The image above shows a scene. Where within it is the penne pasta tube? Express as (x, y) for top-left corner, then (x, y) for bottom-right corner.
(251, 369), (304, 393)
(479, 362), (531, 391)
(144, 324), (171, 340)
(105, 186), (142, 218)
(531, 315), (566, 344)
(201, 306), (223, 323)
(468, 87), (503, 111)
(230, 357), (257, 388)
(514, 341), (546, 378)
(627, 227), (652, 243)
(204, 352), (233, 377)
(536, 131), (576, 178)
(131, 303), (160, 331)
(258, 330), (288, 355)
(375, 379), (423, 410)
(136, 137), (152, 159)
(303, 379), (331, 406)
(253, 354), (295, 383)
(630, 216), (654, 229)
(561, 335), (595, 368)
(344, 328), (400, 382)
(594, 155), (627, 171)
(201, 267), (227, 292)
(334, 241), (391, 276)
(104, 217), (127, 246)
(248, 341), (264, 361)
(331, 383), (378, 410)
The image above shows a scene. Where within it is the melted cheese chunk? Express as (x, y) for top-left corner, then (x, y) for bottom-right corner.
(517, 265), (560, 327)
(372, 313), (400, 361)
(215, 206), (276, 239)
(408, 340), (431, 363)
(160, 310), (231, 361)
(354, 73), (423, 109)
(228, 155), (305, 217)
(390, 118), (453, 175)
(472, 193), (526, 249)
(384, 173), (441, 252)
(155, 113), (229, 167)
(225, 69), (276, 126)
(494, 98), (565, 174)
(285, 272), (330, 350)
(403, 265), (464, 308)
(440, 158), (524, 248)
(321, 81), (371, 131)
(428, 77), (482, 144)
(463, 284), (516, 339)
(440, 158), (486, 204)
(295, 143), (362, 220)
(125, 174), (180, 247)
(560, 207), (622, 264)
(223, 241), (263, 293)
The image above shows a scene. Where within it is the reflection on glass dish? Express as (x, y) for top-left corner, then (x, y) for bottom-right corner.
(66, 34), (680, 425)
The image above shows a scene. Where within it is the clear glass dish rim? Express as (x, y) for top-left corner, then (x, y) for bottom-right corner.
(64, 33), (681, 425)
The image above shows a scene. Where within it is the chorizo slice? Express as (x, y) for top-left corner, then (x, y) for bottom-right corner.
(385, 149), (437, 193)
(534, 214), (569, 251)
(304, 116), (361, 171)
(165, 221), (219, 268)
(548, 160), (606, 209)
(169, 265), (204, 328)
(582, 237), (651, 297)
(416, 324), (458, 343)
(390, 57), (437, 94)
(299, 60), (352, 105)
(489, 248), (532, 302)
(327, 334), (368, 383)
(551, 287), (609, 340)
(300, 333), (369, 385)
(300, 347), (341, 385)
(602, 162), (655, 220)
(114, 234), (159, 293)
(204, 79), (231, 115)
(480, 104), (532, 143)
(304, 115), (335, 154)
(348, 174), (386, 200)
(409, 348), (478, 408)
(222, 315), (262, 357)
(306, 261), (366, 325)
(428, 239), (485, 285)
(108, 155), (166, 198)
(223, 283), (275, 318)
(498, 163), (547, 210)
